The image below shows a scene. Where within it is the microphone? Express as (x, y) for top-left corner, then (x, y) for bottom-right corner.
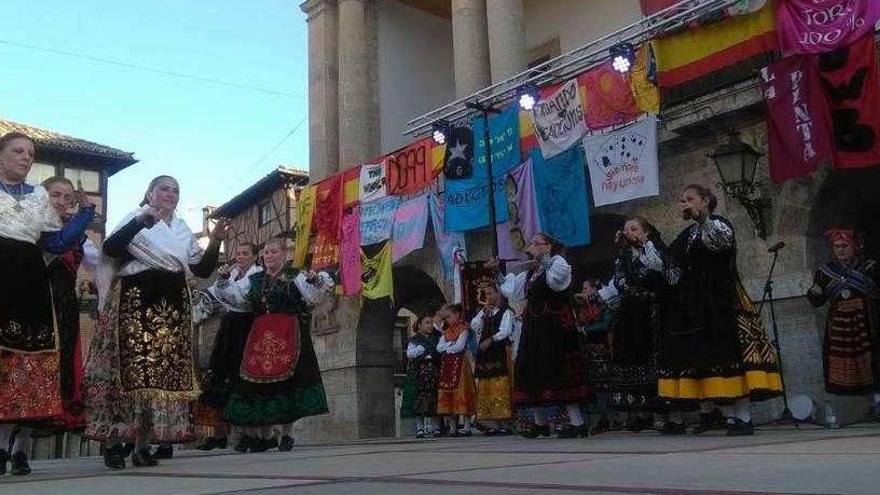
(768, 241), (785, 253)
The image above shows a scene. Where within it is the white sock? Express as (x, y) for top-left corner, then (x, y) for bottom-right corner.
(0, 424), (13, 452)
(415, 417), (424, 432)
(532, 407), (547, 426)
(134, 431), (150, 451)
(719, 404), (736, 420)
(566, 404), (585, 426)
(735, 398), (752, 422)
(11, 427), (31, 455)
(461, 416), (472, 431)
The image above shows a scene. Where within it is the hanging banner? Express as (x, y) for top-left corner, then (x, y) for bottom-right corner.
(293, 185), (316, 268)
(340, 208), (362, 296)
(361, 241), (393, 300)
(651, 3), (777, 88)
(359, 195), (399, 246)
(461, 261), (497, 318)
(579, 62), (642, 129)
(473, 103), (521, 175)
(444, 124), (475, 180)
(531, 146), (591, 247)
(343, 166), (360, 209)
(777, 0), (880, 55)
(386, 138), (438, 196)
(359, 161), (388, 203)
(531, 79), (588, 159)
(582, 115), (660, 206)
(496, 158), (541, 261)
(519, 109), (539, 157)
(759, 56), (833, 182)
(311, 234), (339, 270)
(432, 142), (446, 176)
(392, 193), (429, 262)
(429, 191), (466, 280)
(629, 45), (660, 114)
(314, 174), (343, 242)
(815, 34), (880, 169)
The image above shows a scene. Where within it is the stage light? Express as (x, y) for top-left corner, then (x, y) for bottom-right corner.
(432, 120), (449, 145)
(610, 42), (635, 74)
(518, 83), (540, 111)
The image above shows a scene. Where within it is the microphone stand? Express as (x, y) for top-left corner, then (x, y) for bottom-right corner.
(758, 247), (797, 427)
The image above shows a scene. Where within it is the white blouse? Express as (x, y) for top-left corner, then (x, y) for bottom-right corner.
(294, 271), (335, 306)
(437, 328), (470, 354)
(470, 307), (514, 343)
(113, 208), (205, 278)
(0, 186), (62, 243)
(499, 254), (572, 303)
(210, 264), (263, 313)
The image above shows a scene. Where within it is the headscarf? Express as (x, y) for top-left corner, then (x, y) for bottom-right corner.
(825, 229), (863, 253)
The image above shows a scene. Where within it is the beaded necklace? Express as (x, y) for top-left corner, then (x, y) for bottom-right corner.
(0, 181), (26, 212)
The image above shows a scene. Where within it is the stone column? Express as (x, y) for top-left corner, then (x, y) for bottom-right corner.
(452, 0), (491, 98)
(486, 0), (526, 83)
(337, 0), (373, 167)
(301, 0), (340, 181)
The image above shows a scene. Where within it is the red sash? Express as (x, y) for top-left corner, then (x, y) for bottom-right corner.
(240, 313), (300, 383)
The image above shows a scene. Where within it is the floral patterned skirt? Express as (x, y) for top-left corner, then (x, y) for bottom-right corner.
(401, 358), (440, 418)
(83, 270), (198, 444)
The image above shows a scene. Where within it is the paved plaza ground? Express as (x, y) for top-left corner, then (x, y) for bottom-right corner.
(2, 424), (878, 495)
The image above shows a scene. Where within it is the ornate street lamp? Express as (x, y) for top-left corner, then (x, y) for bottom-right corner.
(708, 132), (771, 239)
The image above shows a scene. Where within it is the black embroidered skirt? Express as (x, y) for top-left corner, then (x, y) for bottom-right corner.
(200, 311), (255, 408)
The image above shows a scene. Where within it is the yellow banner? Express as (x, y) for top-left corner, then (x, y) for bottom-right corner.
(292, 185), (316, 268)
(361, 241), (393, 300)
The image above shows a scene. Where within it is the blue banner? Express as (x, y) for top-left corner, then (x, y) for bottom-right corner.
(531, 146), (591, 247)
(445, 103), (520, 233)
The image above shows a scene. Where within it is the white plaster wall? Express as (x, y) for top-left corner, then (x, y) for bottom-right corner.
(523, 0), (642, 57)
(377, 0), (456, 153)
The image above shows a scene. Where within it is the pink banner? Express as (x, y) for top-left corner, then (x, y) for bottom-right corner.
(392, 193), (429, 262)
(496, 158), (541, 261)
(778, 0), (880, 55)
(340, 209), (362, 296)
(760, 55), (833, 182)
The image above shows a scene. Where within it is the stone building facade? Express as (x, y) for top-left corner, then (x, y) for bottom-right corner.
(295, 0), (880, 442)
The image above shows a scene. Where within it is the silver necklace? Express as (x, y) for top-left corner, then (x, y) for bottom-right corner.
(0, 181), (25, 212)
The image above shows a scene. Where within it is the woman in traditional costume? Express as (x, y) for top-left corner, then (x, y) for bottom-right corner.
(224, 237), (332, 450)
(0, 132), (78, 476)
(42, 176), (97, 432)
(471, 286), (515, 435)
(196, 242), (262, 451)
(400, 314), (442, 438)
(660, 184), (782, 436)
(84, 175), (229, 469)
(807, 229), (880, 420)
(436, 304), (477, 435)
(493, 233), (591, 439)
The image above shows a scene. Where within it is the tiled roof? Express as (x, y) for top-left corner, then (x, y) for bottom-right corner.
(211, 166), (309, 219)
(0, 118), (137, 174)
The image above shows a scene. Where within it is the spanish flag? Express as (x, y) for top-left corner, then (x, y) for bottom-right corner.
(651, 1), (778, 88)
(342, 165), (360, 209)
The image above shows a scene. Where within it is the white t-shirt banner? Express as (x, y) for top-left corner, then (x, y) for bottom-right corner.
(359, 161), (387, 203)
(582, 115), (659, 207)
(532, 79), (587, 159)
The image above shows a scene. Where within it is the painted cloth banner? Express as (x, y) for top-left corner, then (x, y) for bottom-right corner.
(531, 146), (591, 247)
(361, 242), (393, 300)
(444, 110), (520, 232)
(359, 161), (388, 203)
(496, 158), (541, 261)
(651, 3), (777, 87)
(293, 185), (316, 268)
(759, 56), (833, 182)
(444, 124), (475, 180)
(473, 103), (521, 175)
(531, 79), (588, 159)
(359, 195), (399, 246)
(311, 234), (339, 270)
(629, 45), (660, 114)
(461, 261), (498, 318)
(429, 192), (466, 280)
(815, 34), (880, 169)
(579, 63), (642, 129)
(343, 166), (360, 209)
(777, 0), (880, 55)
(392, 193), (429, 262)
(314, 174), (343, 242)
(583, 115), (660, 207)
(340, 209), (362, 296)
(387, 138), (438, 196)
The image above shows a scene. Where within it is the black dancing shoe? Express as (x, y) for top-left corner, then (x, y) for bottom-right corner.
(103, 444), (125, 470)
(249, 438), (269, 453)
(659, 422), (687, 435)
(153, 444), (174, 459)
(10, 452), (31, 476)
(132, 448), (159, 467)
(122, 442), (136, 458)
(520, 424), (551, 439)
(726, 419), (754, 437)
(692, 410), (726, 435)
(196, 437), (228, 451)
(279, 435), (295, 452)
(0, 449), (9, 475)
(556, 424), (590, 439)
(234, 435), (252, 453)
